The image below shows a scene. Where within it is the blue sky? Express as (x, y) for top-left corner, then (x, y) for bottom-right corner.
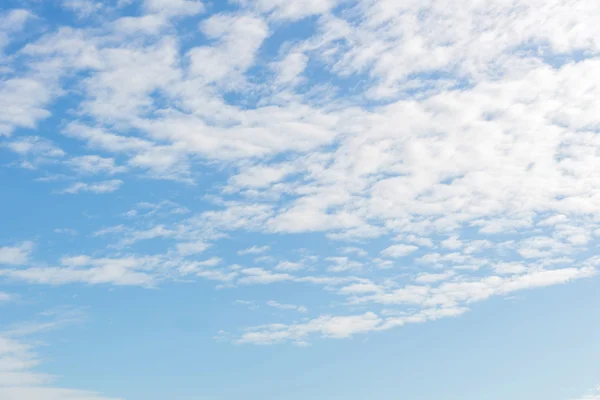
(1, 0), (600, 399)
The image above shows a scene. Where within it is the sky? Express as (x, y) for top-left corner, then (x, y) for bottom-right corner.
(0, 0), (600, 399)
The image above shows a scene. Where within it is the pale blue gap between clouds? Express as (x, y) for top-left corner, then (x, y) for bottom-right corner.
(1, 0), (600, 399)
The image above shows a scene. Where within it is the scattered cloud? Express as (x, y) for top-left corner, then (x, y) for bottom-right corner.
(238, 246), (270, 255)
(0, 242), (33, 266)
(414, 271), (455, 284)
(61, 180), (123, 194)
(380, 245), (418, 258)
(274, 261), (304, 271)
(0, 255), (160, 287)
(238, 312), (382, 345)
(53, 228), (78, 235)
(339, 247), (368, 257)
(266, 300), (307, 313)
(0, 308), (122, 400)
(238, 268), (293, 285)
(0, 291), (15, 303)
(234, 300), (259, 310)
(441, 236), (462, 250)
(326, 257), (363, 272)
(0, 0), (599, 355)
(573, 386), (600, 400)
(66, 155), (127, 175)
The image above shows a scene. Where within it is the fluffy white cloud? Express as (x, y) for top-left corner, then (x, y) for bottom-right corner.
(5, 137), (64, 158)
(380, 244), (418, 258)
(326, 256), (363, 272)
(339, 247), (368, 257)
(274, 261), (304, 271)
(187, 14), (268, 85)
(0, 242), (33, 266)
(441, 236), (462, 250)
(66, 155), (126, 175)
(1, 0), (600, 349)
(0, 79), (54, 137)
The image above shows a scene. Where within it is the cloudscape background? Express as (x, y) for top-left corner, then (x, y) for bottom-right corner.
(1, 0), (600, 399)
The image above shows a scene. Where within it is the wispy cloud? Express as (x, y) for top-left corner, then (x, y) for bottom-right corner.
(0, 307), (121, 400)
(61, 180), (123, 194)
(0, 0), (599, 354)
(238, 245), (270, 255)
(266, 300), (308, 313)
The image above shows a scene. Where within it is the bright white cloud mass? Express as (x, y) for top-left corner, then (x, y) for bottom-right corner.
(1, 0), (599, 399)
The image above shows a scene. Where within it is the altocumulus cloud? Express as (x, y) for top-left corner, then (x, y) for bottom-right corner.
(0, 0), (600, 397)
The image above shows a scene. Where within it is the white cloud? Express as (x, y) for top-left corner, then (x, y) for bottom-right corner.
(493, 262), (527, 275)
(274, 261), (304, 271)
(250, 0), (341, 21)
(414, 271), (455, 284)
(229, 164), (293, 189)
(400, 235), (435, 248)
(92, 225), (126, 237)
(61, 0), (103, 18)
(176, 241), (210, 256)
(0, 255), (160, 287)
(372, 258), (394, 269)
(187, 14), (268, 85)
(0, 242), (33, 266)
(0, 292), (15, 302)
(66, 155), (126, 175)
(339, 247), (368, 257)
(196, 257), (222, 267)
(238, 312), (381, 345)
(0, 78), (54, 136)
(53, 228), (78, 235)
(441, 236), (462, 250)
(120, 225), (176, 246)
(61, 180), (123, 194)
(518, 236), (574, 259)
(380, 244), (418, 258)
(326, 257), (363, 272)
(0, 387), (123, 400)
(273, 52), (308, 85)
(2, 0), (600, 351)
(238, 268), (293, 285)
(339, 281), (382, 295)
(0, 9), (33, 62)
(353, 266), (596, 309)
(113, 14), (168, 35)
(0, 9), (32, 33)
(5, 136), (64, 158)
(0, 309), (123, 400)
(572, 386), (600, 400)
(234, 300), (258, 310)
(238, 245), (270, 255)
(143, 0), (204, 17)
(238, 306), (469, 344)
(266, 300), (307, 313)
